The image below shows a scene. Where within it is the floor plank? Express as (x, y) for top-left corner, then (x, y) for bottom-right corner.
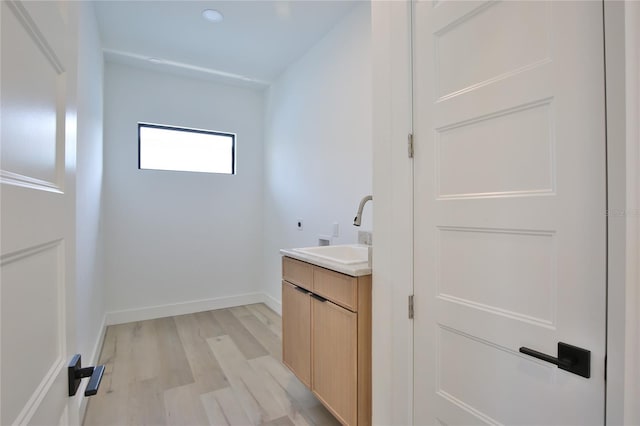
(212, 309), (269, 360)
(203, 387), (253, 426)
(127, 378), (167, 426)
(154, 317), (196, 389)
(200, 389), (230, 426)
(84, 304), (338, 426)
(174, 313), (229, 393)
(84, 323), (135, 425)
(248, 357), (311, 426)
(164, 383), (210, 425)
(249, 356), (319, 410)
(303, 405), (343, 426)
(208, 334), (285, 423)
(232, 309), (282, 359)
(228, 305), (253, 318)
(245, 304), (282, 339)
(194, 310), (226, 338)
(262, 416), (296, 426)
(131, 319), (161, 382)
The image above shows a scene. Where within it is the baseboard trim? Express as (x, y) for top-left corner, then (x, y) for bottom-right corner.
(89, 314), (108, 364)
(263, 292), (282, 316)
(105, 292), (268, 325)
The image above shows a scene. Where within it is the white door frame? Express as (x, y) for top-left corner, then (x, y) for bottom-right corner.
(370, 1), (640, 424)
(603, 1), (640, 424)
(371, 1), (414, 424)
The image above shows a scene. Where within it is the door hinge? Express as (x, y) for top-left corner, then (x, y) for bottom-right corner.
(408, 295), (414, 319)
(408, 133), (414, 158)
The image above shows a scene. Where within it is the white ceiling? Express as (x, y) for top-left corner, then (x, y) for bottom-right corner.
(94, 1), (359, 87)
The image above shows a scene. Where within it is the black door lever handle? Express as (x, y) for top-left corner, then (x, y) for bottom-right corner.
(68, 354), (105, 397)
(519, 342), (590, 378)
(519, 347), (574, 368)
(84, 365), (105, 396)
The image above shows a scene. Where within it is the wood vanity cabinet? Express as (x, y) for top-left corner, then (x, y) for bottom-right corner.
(281, 256), (371, 426)
(282, 281), (311, 387)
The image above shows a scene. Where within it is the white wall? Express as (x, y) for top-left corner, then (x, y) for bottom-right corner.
(263, 3), (372, 310)
(75, 1), (105, 364)
(103, 63), (265, 322)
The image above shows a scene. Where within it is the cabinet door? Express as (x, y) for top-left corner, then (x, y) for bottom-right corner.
(312, 296), (358, 426)
(282, 281), (311, 387)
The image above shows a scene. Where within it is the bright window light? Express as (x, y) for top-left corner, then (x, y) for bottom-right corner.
(138, 123), (235, 174)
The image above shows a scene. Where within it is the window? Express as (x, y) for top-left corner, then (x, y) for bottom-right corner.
(138, 123), (235, 174)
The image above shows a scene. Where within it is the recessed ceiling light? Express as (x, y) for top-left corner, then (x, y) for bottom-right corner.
(202, 9), (224, 23)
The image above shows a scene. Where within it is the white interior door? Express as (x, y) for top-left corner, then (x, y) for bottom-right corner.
(412, 1), (606, 424)
(1, 1), (77, 424)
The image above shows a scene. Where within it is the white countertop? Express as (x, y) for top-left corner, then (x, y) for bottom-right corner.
(280, 248), (372, 277)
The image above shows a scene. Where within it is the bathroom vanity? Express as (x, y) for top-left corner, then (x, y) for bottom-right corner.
(280, 249), (372, 426)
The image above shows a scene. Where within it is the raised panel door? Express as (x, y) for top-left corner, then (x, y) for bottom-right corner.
(1, 1), (78, 424)
(413, 1), (606, 424)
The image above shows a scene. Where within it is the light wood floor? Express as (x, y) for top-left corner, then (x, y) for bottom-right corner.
(83, 304), (341, 426)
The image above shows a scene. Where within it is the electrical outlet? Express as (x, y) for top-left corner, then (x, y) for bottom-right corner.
(332, 222), (339, 237)
(297, 219), (303, 231)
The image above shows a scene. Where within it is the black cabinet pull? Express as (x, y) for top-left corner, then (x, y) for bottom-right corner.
(519, 342), (590, 378)
(311, 293), (327, 302)
(294, 285), (309, 294)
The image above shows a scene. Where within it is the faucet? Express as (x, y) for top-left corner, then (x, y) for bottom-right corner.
(353, 195), (372, 226)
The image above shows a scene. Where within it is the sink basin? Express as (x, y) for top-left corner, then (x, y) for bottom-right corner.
(292, 244), (369, 265)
